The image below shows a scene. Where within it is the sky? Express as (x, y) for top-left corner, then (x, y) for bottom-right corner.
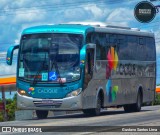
(0, 0), (160, 83)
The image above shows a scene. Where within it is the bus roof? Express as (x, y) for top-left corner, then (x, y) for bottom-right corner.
(94, 26), (154, 38)
(22, 24), (94, 35)
(22, 24), (154, 38)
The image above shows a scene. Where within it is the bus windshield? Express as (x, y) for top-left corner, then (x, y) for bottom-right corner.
(18, 33), (83, 83)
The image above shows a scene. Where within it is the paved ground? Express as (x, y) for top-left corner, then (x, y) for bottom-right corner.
(0, 105), (160, 135)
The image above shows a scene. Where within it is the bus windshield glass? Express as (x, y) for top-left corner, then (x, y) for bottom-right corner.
(18, 33), (83, 83)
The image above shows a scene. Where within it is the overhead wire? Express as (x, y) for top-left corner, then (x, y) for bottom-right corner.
(0, 0), (135, 11)
(0, 0), (137, 16)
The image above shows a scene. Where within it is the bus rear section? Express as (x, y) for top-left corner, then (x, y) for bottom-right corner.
(82, 27), (156, 114)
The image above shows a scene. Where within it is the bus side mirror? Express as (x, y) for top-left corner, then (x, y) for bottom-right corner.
(6, 45), (19, 65)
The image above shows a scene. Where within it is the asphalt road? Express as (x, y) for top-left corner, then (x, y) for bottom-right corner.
(0, 105), (160, 135)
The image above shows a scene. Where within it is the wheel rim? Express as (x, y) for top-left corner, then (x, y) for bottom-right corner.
(137, 94), (141, 109)
(96, 97), (101, 114)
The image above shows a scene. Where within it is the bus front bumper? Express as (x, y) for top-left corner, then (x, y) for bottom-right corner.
(17, 92), (83, 111)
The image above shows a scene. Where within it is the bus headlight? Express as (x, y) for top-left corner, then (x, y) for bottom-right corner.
(18, 89), (29, 96)
(66, 88), (82, 97)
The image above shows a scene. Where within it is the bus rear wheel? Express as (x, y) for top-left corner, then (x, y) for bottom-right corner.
(83, 95), (102, 116)
(132, 91), (142, 112)
(36, 110), (48, 119)
(124, 91), (142, 112)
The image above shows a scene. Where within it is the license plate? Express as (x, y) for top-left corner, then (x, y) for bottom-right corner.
(42, 100), (53, 104)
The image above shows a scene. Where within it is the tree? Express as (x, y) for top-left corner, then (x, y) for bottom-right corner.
(0, 93), (17, 121)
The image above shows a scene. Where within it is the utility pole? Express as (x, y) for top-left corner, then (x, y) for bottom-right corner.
(2, 86), (7, 121)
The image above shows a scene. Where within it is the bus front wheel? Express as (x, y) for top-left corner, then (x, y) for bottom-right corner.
(93, 95), (101, 115)
(36, 110), (48, 119)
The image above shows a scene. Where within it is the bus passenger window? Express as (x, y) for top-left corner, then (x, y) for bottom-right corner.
(146, 38), (155, 61)
(139, 38), (144, 45)
(109, 34), (117, 44)
(138, 37), (146, 60)
(117, 35), (127, 60)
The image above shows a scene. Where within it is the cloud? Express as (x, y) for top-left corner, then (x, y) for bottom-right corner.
(106, 8), (133, 26)
(0, 1), (111, 49)
(0, 63), (16, 76)
(107, 8), (133, 21)
(156, 44), (160, 55)
(13, 9), (47, 24)
(0, 1), (133, 48)
(61, 7), (92, 22)
(156, 41), (160, 55)
(84, 4), (106, 19)
(154, 30), (160, 55)
(0, 51), (17, 76)
(0, 0), (10, 9)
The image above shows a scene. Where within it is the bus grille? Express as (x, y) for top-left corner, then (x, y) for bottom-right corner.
(33, 100), (62, 107)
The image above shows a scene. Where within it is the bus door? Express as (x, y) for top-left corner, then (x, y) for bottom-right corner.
(84, 44), (96, 89)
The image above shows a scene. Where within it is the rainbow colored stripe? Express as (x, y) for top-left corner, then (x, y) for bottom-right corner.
(107, 47), (118, 71)
(106, 80), (119, 102)
(106, 47), (119, 102)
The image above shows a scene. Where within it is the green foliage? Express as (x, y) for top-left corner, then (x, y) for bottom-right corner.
(153, 93), (160, 105)
(0, 93), (17, 122)
(0, 112), (3, 121)
(6, 98), (17, 121)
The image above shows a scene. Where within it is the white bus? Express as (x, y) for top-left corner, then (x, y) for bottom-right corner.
(7, 23), (156, 118)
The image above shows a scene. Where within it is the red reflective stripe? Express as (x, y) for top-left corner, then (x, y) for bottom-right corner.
(0, 82), (16, 86)
(0, 77), (16, 85)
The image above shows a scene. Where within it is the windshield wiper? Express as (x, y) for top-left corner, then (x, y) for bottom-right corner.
(31, 52), (47, 86)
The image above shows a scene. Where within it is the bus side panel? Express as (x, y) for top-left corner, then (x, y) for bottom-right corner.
(140, 77), (156, 103)
(113, 61), (156, 105)
(82, 60), (156, 109)
(82, 79), (101, 109)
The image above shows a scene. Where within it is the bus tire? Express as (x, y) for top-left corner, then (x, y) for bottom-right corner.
(82, 109), (92, 116)
(36, 110), (48, 119)
(83, 95), (102, 116)
(124, 91), (142, 113)
(132, 91), (142, 112)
